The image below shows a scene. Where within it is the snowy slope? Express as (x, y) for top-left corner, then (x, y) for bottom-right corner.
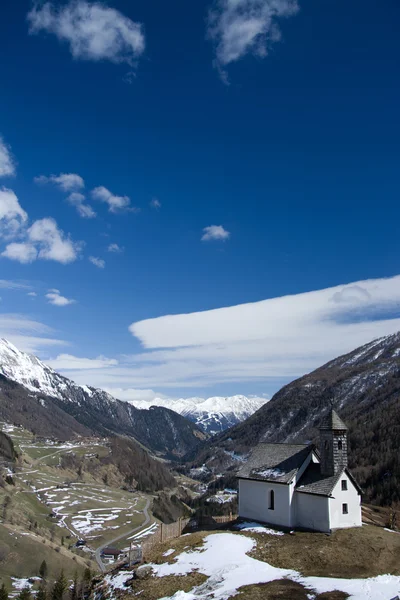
(128, 395), (268, 434)
(0, 338), (101, 401)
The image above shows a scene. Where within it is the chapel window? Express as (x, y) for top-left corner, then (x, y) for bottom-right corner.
(269, 490), (275, 510)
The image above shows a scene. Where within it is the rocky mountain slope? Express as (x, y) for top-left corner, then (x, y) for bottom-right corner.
(0, 339), (206, 458)
(129, 395), (267, 434)
(190, 332), (400, 505)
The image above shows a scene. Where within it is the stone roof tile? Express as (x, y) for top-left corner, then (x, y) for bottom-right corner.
(237, 443), (312, 484)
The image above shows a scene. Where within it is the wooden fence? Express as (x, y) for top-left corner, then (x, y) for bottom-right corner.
(140, 517), (191, 558)
(140, 513), (238, 559)
(107, 513), (239, 568)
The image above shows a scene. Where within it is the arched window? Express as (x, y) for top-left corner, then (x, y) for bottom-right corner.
(269, 489), (275, 510)
(338, 440), (343, 450)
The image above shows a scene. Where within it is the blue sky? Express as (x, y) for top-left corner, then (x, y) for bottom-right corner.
(1, 0), (400, 402)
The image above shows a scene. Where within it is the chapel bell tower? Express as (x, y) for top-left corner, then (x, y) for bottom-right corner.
(319, 408), (348, 477)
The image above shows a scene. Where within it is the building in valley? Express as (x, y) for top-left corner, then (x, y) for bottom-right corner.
(237, 409), (362, 532)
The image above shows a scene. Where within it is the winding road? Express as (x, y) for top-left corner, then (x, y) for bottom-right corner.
(94, 497), (152, 572)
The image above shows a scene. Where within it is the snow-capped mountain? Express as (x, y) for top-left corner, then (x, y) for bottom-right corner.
(128, 395), (268, 434)
(0, 338), (98, 401)
(0, 338), (206, 457)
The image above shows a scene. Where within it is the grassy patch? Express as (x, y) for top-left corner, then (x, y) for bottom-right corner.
(247, 525), (400, 578)
(237, 581), (350, 599)
(126, 573), (207, 600)
(237, 579), (311, 599)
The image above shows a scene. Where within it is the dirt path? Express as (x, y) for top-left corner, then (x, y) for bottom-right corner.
(94, 497), (152, 573)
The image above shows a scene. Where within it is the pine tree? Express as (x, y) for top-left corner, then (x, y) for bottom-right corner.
(36, 583), (47, 600)
(80, 568), (92, 599)
(51, 571), (68, 600)
(39, 560), (48, 580)
(0, 583), (9, 600)
(69, 573), (77, 600)
(17, 588), (32, 600)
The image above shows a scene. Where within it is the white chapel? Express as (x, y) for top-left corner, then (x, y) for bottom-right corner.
(237, 409), (362, 532)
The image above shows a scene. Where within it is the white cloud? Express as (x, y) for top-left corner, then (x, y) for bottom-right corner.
(27, 291), (37, 297)
(27, 1), (145, 66)
(89, 256), (105, 268)
(35, 172), (84, 191)
(0, 136), (16, 178)
(1, 243), (38, 264)
(0, 190), (82, 265)
(0, 280), (30, 290)
(117, 275), (400, 389)
(67, 192), (96, 219)
(208, 0), (299, 80)
(0, 188), (28, 239)
(107, 243), (123, 253)
(103, 387), (166, 402)
(201, 225), (230, 241)
(40, 275), (400, 396)
(0, 313), (68, 354)
(46, 354), (118, 370)
(46, 290), (76, 306)
(91, 186), (136, 214)
(150, 198), (161, 210)
(28, 218), (82, 263)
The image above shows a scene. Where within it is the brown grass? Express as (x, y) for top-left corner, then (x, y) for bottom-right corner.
(238, 580), (349, 599)
(125, 573), (207, 600)
(247, 525), (400, 578)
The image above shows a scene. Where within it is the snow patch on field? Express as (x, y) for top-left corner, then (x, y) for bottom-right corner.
(234, 522), (284, 535)
(105, 571), (134, 591)
(148, 533), (400, 600)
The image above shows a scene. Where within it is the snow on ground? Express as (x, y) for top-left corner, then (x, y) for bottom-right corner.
(128, 522), (158, 541)
(206, 491), (236, 504)
(71, 508), (124, 535)
(146, 533), (400, 600)
(11, 578), (34, 592)
(234, 522), (284, 535)
(163, 549), (175, 557)
(105, 571), (134, 591)
(384, 528), (400, 535)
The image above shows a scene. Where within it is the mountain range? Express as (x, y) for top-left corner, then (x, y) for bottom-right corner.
(190, 332), (400, 506)
(129, 395), (267, 434)
(0, 338), (206, 459)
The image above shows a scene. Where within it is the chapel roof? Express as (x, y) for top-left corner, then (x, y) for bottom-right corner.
(295, 462), (343, 496)
(236, 443), (312, 484)
(319, 409), (347, 431)
(295, 463), (362, 496)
